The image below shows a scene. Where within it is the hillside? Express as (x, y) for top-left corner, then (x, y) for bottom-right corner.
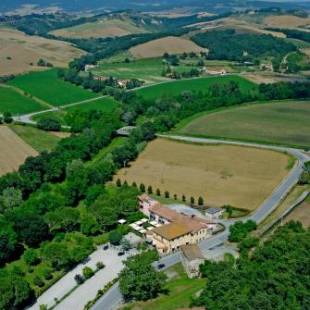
(0, 27), (84, 76)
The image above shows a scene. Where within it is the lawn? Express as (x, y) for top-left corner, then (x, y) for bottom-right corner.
(32, 96), (119, 125)
(9, 124), (62, 152)
(9, 69), (97, 106)
(0, 86), (45, 115)
(135, 75), (257, 100)
(176, 100), (310, 148)
(123, 263), (205, 310)
(115, 138), (290, 211)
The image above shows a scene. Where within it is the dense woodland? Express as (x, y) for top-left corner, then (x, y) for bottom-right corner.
(192, 29), (296, 62)
(268, 28), (310, 43)
(193, 222), (310, 309)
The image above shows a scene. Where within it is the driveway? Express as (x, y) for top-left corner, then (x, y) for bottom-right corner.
(29, 245), (137, 310)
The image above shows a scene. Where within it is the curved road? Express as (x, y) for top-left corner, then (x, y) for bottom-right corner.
(91, 135), (309, 310)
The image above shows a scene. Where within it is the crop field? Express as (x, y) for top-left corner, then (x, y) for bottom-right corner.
(0, 126), (37, 176)
(116, 138), (290, 210)
(9, 69), (97, 106)
(129, 36), (207, 59)
(0, 27), (84, 76)
(32, 96), (119, 124)
(0, 86), (45, 115)
(135, 75), (257, 100)
(284, 199), (310, 228)
(51, 17), (146, 38)
(177, 100), (310, 148)
(263, 15), (310, 28)
(9, 125), (61, 152)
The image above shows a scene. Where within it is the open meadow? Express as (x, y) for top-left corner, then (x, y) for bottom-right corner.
(129, 36), (207, 59)
(0, 85), (45, 115)
(176, 100), (310, 148)
(0, 26), (84, 76)
(0, 126), (37, 176)
(8, 69), (98, 106)
(116, 138), (290, 210)
(135, 75), (257, 100)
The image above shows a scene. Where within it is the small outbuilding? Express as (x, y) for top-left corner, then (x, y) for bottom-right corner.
(180, 244), (205, 278)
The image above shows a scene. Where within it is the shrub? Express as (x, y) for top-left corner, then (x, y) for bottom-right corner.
(83, 266), (94, 279)
(42, 267), (53, 280)
(96, 261), (105, 270)
(74, 274), (85, 285)
(33, 276), (44, 287)
(109, 230), (122, 245)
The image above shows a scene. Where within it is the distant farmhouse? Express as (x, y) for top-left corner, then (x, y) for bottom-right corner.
(138, 194), (217, 254)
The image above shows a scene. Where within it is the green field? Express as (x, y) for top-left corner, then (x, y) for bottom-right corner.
(176, 100), (310, 148)
(123, 263), (205, 310)
(9, 69), (97, 106)
(0, 86), (45, 115)
(32, 96), (119, 125)
(135, 75), (257, 100)
(93, 57), (204, 84)
(9, 125), (62, 152)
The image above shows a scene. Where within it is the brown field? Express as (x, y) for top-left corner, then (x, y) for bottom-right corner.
(0, 27), (84, 75)
(284, 200), (310, 227)
(116, 138), (290, 210)
(0, 126), (37, 176)
(129, 36), (207, 59)
(263, 15), (310, 28)
(51, 18), (145, 39)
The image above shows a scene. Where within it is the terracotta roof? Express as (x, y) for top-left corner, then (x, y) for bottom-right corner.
(152, 222), (193, 240)
(180, 244), (204, 261)
(149, 204), (180, 222)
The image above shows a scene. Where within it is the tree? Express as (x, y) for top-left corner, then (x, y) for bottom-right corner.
(164, 191), (170, 198)
(74, 274), (84, 285)
(229, 220), (257, 242)
(139, 183), (145, 193)
(23, 249), (40, 266)
(173, 194), (177, 200)
(3, 112), (13, 123)
(0, 219), (18, 266)
(147, 185), (153, 195)
(37, 118), (61, 131)
(82, 266), (94, 279)
(182, 195), (186, 202)
(96, 261), (105, 270)
(116, 178), (122, 187)
(0, 187), (22, 212)
(190, 197), (195, 205)
(109, 230), (122, 246)
(119, 251), (166, 302)
(121, 238), (131, 251)
(198, 196), (204, 206)
(156, 188), (161, 196)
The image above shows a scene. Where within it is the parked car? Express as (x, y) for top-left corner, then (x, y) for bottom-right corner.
(158, 263), (165, 269)
(118, 251), (125, 256)
(103, 244), (109, 250)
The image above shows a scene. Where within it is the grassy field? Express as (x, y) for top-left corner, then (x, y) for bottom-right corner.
(0, 125), (37, 176)
(135, 75), (257, 100)
(9, 69), (97, 106)
(129, 36), (206, 59)
(0, 86), (45, 115)
(123, 263), (205, 310)
(176, 100), (310, 148)
(9, 125), (62, 152)
(0, 26), (84, 76)
(32, 96), (119, 125)
(116, 138), (290, 210)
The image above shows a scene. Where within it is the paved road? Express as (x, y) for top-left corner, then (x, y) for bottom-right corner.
(92, 135), (309, 310)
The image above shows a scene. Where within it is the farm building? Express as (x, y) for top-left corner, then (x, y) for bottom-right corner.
(139, 195), (215, 254)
